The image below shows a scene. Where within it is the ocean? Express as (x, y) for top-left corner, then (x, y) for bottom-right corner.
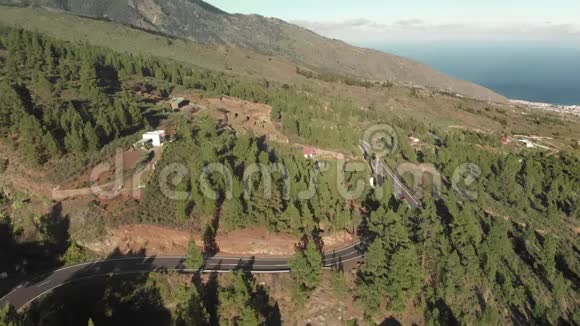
(363, 41), (580, 105)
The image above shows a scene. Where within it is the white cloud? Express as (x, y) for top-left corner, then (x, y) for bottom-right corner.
(292, 18), (580, 43)
(393, 19), (425, 28)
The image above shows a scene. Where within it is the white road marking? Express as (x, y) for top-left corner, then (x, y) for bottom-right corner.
(36, 280), (51, 287)
(3, 245), (365, 310)
(381, 162), (420, 207)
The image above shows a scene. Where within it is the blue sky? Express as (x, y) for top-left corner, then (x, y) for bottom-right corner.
(207, 1), (580, 43)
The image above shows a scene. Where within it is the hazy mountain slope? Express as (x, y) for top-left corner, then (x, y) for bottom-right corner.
(1, 0), (506, 102)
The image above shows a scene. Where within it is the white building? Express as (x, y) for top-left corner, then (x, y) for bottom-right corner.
(408, 136), (420, 144)
(519, 139), (536, 148)
(303, 147), (317, 159)
(142, 130), (166, 147)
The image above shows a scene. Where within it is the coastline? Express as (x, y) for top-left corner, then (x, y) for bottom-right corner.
(509, 99), (580, 117)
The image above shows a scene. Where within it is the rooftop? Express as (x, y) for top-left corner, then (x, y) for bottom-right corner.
(143, 130), (166, 136)
(171, 97), (187, 104)
(303, 147), (317, 155)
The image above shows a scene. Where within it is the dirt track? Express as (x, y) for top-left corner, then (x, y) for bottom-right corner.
(51, 148), (162, 201)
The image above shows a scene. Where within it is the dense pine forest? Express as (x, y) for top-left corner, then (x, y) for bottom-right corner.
(0, 25), (579, 325)
(133, 115), (364, 235)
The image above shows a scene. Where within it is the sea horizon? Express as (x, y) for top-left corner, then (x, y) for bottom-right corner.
(360, 40), (580, 106)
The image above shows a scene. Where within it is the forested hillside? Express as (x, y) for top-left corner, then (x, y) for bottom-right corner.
(132, 115), (363, 236)
(0, 2), (506, 102)
(0, 27), (148, 169)
(0, 25), (578, 325)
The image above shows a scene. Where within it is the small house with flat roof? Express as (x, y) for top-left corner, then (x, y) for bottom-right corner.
(303, 147), (317, 159)
(170, 97), (189, 110)
(142, 130), (166, 147)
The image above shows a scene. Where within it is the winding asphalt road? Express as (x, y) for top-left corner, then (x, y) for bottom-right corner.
(0, 242), (366, 311)
(373, 159), (421, 208)
(360, 141), (421, 209)
(1, 141), (421, 311)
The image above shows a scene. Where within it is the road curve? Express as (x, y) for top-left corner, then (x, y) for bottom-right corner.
(0, 242), (366, 311)
(376, 159), (421, 209)
(359, 141), (421, 209)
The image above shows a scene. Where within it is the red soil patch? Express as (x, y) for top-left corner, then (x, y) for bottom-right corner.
(86, 224), (356, 257)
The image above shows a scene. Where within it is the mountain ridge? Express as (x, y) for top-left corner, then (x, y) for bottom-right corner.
(0, 0), (507, 102)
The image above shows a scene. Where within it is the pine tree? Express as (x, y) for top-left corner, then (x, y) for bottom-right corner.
(154, 66), (166, 80)
(290, 240), (322, 292)
(175, 179), (191, 225)
(127, 102), (143, 127)
(17, 115), (48, 165)
(64, 127), (87, 153)
(386, 244), (422, 311)
(184, 239), (204, 270)
(42, 131), (61, 159)
(334, 208), (351, 232)
(4, 53), (20, 80)
(482, 220), (511, 279)
(540, 236), (558, 282)
(299, 203), (315, 234)
(96, 113), (114, 141)
(356, 239), (388, 312)
(221, 197), (246, 232)
(284, 201), (301, 233)
(79, 54), (99, 97)
(32, 73), (53, 102)
(43, 42), (57, 75)
(219, 271), (260, 325)
(6, 28), (25, 67)
(175, 284), (210, 326)
(268, 184), (285, 231)
(83, 122), (100, 151)
(171, 66), (183, 85)
(418, 199), (447, 272)
(451, 205), (482, 250)
(523, 157), (544, 196)
(28, 32), (44, 70)
(0, 82), (29, 133)
(113, 98), (129, 130)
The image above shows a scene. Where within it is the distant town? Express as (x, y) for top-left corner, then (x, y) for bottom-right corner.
(510, 99), (580, 117)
